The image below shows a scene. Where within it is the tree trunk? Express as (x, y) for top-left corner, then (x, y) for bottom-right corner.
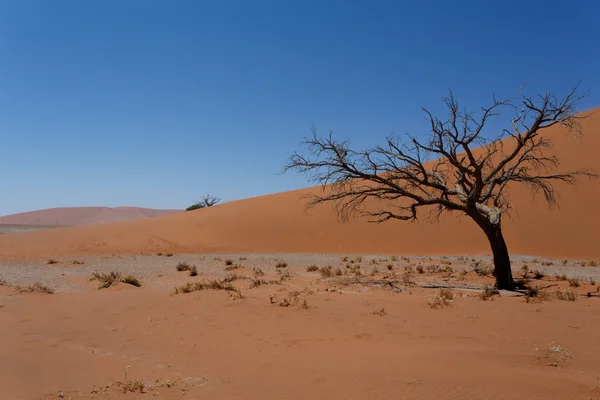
(484, 224), (514, 290)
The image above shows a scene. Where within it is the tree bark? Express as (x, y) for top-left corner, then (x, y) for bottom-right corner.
(484, 224), (514, 290)
(469, 210), (515, 290)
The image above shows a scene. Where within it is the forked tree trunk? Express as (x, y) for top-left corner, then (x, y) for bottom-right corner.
(470, 210), (515, 290)
(484, 224), (514, 290)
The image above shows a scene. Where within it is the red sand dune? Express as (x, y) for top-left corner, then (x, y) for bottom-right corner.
(0, 109), (598, 260)
(0, 206), (181, 227)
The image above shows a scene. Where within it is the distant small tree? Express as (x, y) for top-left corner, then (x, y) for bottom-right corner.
(284, 85), (596, 290)
(186, 194), (221, 211)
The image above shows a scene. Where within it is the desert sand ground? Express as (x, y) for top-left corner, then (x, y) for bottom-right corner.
(1, 253), (599, 400)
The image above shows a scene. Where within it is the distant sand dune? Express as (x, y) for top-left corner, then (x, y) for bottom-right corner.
(0, 109), (598, 260)
(0, 206), (181, 227)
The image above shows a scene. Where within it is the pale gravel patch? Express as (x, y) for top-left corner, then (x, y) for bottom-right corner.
(0, 253), (598, 293)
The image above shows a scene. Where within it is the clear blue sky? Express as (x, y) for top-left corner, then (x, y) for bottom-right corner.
(1, 0), (598, 215)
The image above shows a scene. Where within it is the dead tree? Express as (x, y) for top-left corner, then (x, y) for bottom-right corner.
(284, 86), (595, 290)
(186, 194), (221, 211)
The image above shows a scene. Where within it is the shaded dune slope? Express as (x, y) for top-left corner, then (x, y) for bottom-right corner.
(0, 110), (598, 260)
(0, 206), (181, 226)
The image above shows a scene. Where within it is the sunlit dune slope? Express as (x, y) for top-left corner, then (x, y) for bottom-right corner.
(0, 109), (598, 260)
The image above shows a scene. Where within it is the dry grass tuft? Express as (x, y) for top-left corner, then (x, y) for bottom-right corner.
(472, 262), (493, 276)
(401, 270), (414, 285)
(479, 283), (499, 301)
(189, 266), (198, 276)
(276, 260), (288, 268)
(373, 308), (386, 316)
(224, 264), (242, 271)
(221, 273), (246, 283)
(47, 259), (59, 265)
(172, 279), (243, 298)
(91, 271), (141, 289)
(15, 282), (54, 294)
(537, 343), (572, 367)
(428, 289), (453, 309)
(277, 269), (293, 282)
(253, 267), (264, 277)
(555, 273), (568, 281)
(71, 260), (84, 265)
(119, 379), (145, 393)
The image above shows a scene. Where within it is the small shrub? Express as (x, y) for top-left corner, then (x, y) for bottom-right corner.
(532, 270), (545, 279)
(306, 264), (319, 272)
(428, 289), (453, 309)
(71, 260), (84, 265)
(370, 267), (379, 276)
(479, 283), (498, 301)
(189, 266), (198, 276)
(527, 284), (540, 298)
(334, 267), (343, 276)
(276, 260), (288, 268)
(588, 260), (599, 267)
(47, 259), (59, 265)
(225, 259), (234, 266)
(390, 256), (398, 262)
(253, 267), (264, 277)
(165, 253), (174, 257)
(341, 256), (349, 262)
(589, 277), (596, 285)
(568, 278), (580, 288)
(386, 264), (393, 271)
(176, 262), (191, 272)
(224, 264), (242, 271)
(541, 261), (554, 266)
(554, 289), (576, 301)
(472, 262), (493, 276)
(555, 273), (568, 281)
(239, 256), (247, 261)
(355, 256), (362, 263)
(401, 270), (414, 285)
(320, 266), (333, 278)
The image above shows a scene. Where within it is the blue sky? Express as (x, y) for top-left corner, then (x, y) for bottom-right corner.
(1, 0), (598, 215)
